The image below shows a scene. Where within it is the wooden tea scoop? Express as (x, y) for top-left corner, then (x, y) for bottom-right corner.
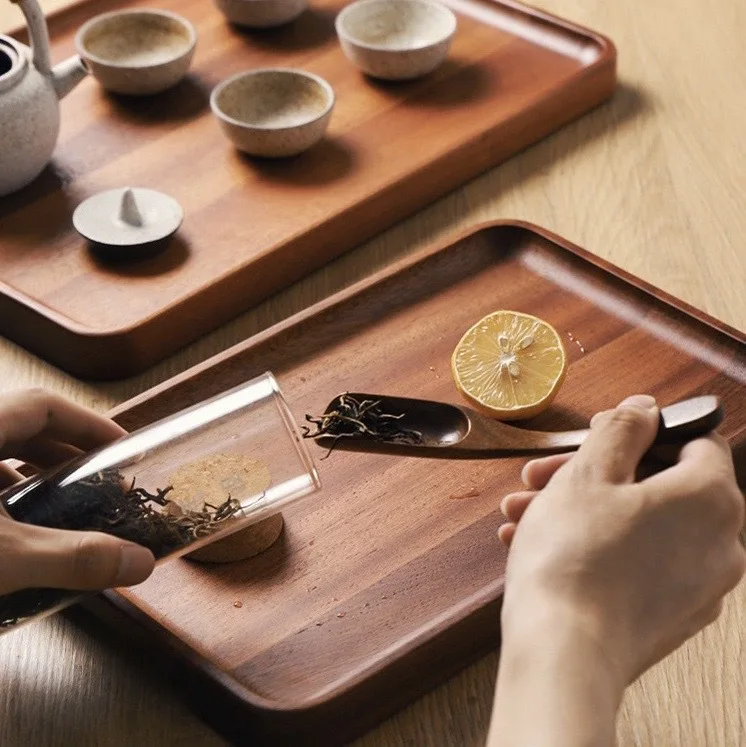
(310, 393), (723, 459)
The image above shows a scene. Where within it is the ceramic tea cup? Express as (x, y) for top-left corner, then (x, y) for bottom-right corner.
(335, 0), (456, 80)
(210, 68), (335, 158)
(75, 9), (197, 95)
(214, 0), (308, 28)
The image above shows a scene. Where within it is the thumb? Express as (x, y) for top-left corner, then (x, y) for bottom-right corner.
(572, 394), (660, 484)
(8, 523), (155, 593)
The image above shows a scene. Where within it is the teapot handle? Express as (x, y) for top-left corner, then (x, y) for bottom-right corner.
(10, 0), (52, 75)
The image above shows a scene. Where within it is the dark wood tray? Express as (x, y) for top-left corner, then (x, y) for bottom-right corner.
(0, 0), (616, 379)
(79, 221), (745, 746)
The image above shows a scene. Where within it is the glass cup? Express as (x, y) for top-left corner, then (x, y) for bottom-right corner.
(0, 372), (320, 633)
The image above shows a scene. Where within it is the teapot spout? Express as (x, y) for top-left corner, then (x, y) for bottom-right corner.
(51, 55), (88, 100)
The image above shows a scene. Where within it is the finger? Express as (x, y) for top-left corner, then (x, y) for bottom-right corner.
(644, 433), (737, 501)
(634, 444), (683, 481)
(589, 409), (611, 427)
(6, 523), (155, 593)
(521, 454), (573, 490)
(571, 394), (660, 485)
(0, 462), (25, 489)
(13, 439), (84, 472)
(0, 465), (25, 519)
(500, 491), (537, 523)
(498, 522), (516, 547)
(0, 389), (126, 459)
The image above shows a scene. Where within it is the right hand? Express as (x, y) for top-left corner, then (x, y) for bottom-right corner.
(499, 394), (746, 686)
(0, 389), (155, 595)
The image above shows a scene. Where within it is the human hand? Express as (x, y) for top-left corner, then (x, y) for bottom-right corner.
(0, 389), (155, 596)
(499, 394), (745, 685)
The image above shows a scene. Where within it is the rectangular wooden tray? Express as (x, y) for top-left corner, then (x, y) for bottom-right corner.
(0, 0), (615, 379)
(80, 221), (745, 745)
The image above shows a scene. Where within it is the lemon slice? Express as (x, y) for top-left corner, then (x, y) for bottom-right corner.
(451, 310), (567, 420)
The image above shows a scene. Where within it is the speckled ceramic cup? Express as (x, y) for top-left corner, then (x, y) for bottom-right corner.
(336, 0), (456, 80)
(210, 68), (335, 158)
(214, 0), (308, 28)
(75, 9), (197, 95)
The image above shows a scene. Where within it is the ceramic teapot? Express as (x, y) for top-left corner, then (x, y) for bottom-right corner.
(0, 0), (88, 196)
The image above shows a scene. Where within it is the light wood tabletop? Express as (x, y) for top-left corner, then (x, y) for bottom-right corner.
(1, 0), (745, 744)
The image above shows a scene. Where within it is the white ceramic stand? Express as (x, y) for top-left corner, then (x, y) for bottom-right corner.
(73, 187), (183, 248)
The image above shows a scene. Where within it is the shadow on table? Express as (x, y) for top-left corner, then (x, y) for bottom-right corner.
(243, 137), (357, 187)
(364, 57), (495, 109)
(87, 234), (192, 277)
(103, 76), (210, 125)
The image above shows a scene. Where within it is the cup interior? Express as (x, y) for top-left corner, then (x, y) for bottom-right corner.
(214, 71), (333, 129)
(78, 11), (194, 67)
(338, 0), (455, 50)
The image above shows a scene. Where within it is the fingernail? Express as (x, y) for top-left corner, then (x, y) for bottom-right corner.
(590, 409), (610, 427)
(520, 461), (535, 486)
(500, 495), (512, 516)
(618, 394), (657, 411)
(115, 544), (154, 586)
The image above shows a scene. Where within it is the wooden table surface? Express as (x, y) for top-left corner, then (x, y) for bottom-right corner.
(1, 0), (744, 744)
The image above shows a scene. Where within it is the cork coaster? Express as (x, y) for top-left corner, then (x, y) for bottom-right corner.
(167, 453), (282, 563)
(187, 513), (284, 563)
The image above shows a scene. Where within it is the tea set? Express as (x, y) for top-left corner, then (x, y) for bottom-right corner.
(0, 0), (458, 251)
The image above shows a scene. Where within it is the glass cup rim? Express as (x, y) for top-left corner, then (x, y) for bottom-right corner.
(263, 371), (321, 492)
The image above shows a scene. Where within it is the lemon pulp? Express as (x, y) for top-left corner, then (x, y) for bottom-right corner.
(451, 310), (567, 420)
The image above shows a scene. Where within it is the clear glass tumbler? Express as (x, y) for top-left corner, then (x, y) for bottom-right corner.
(0, 372), (320, 632)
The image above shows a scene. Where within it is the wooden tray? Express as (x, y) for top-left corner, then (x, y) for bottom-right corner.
(0, 0), (616, 379)
(78, 221), (746, 745)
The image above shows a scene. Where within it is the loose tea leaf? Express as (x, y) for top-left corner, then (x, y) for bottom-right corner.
(302, 393), (423, 458)
(0, 468), (242, 629)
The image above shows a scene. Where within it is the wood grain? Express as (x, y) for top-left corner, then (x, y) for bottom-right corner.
(74, 222), (743, 746)
(1, 0), (745, 745)
(0, 0), (615, 378)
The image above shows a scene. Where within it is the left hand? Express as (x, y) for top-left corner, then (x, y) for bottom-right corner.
(0, 389), (155, 594)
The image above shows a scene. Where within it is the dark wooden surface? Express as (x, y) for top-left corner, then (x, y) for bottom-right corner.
(82, 221), (746, 745)
(0, 0), (615, 378)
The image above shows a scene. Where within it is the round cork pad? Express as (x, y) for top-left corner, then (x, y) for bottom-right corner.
(187, 513), (284, 563)
(167, 453), (281, 563)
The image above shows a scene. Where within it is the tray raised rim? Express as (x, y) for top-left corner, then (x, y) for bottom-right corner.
(6, 0), (616, 56)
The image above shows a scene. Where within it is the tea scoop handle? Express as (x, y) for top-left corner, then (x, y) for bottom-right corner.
(655, 395), (723, 444)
